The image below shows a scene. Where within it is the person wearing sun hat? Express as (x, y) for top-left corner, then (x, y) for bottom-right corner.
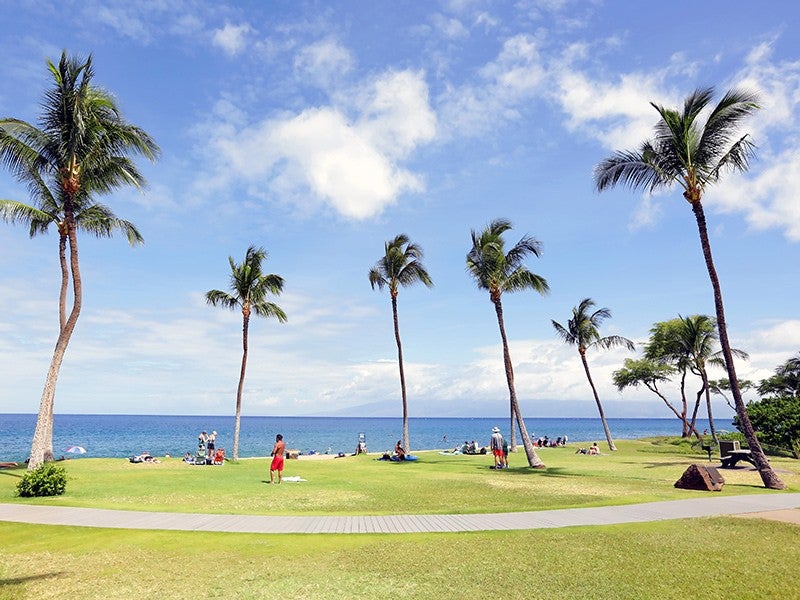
(490, 426), (505, 469)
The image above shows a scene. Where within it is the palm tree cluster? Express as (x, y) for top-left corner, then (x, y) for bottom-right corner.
(595, 87), (785, 489)
(614, 315), (747, 444)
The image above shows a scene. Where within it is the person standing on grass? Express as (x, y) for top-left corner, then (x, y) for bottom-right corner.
(490, 427), (505, 469)
(269, 434), (286, 484)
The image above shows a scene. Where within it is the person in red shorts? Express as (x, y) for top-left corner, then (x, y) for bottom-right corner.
(490, 426), (505, 469)
(269, 434), (286, 483)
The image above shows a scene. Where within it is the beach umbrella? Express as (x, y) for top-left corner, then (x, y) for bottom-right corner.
(65, 445), (86, 454)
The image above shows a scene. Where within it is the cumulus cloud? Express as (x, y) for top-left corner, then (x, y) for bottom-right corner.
(212, 22), (254, 56)
(208, 69), (436, 219)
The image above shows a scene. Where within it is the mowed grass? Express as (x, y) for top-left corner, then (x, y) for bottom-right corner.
(0, 439), (798, 599)
(1, 517), (799, 599)
(1, 439), (798, 515)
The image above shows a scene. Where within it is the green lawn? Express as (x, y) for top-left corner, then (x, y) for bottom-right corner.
(1, 439), (798, 599)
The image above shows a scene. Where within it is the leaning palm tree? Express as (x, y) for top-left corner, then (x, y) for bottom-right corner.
(552, 298), (634, 451)
(466, 218), (548, 468)
(206, 246), (286, 461)
(594, 87), (786, 489)
(0, 51), (159, 469)
(369, 234), (433, 455)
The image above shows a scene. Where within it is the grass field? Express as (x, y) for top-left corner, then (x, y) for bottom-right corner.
(0, 439), (798, 599)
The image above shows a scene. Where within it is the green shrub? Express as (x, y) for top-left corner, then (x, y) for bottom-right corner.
(16, 462), (67, 497)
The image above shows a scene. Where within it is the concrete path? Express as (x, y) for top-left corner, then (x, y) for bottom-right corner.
(2, 494), (799, 534)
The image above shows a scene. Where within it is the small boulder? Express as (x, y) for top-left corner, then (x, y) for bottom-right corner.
(674, 464), (725, 491)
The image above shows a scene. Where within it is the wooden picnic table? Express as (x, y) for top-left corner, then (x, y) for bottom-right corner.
(720, 449), (757, 469)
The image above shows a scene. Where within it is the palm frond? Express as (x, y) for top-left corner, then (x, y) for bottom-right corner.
(205, 290), (239, 310)
(593, 148), (669, 193)
(552, 320), (578, 346)
(504, 267), (549, 295)
(697, 88), (759, 164)
(251, 301), (288, 323)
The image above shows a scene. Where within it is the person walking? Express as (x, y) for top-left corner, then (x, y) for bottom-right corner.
(490, 427), (505, 469)
(269, 434), (286, 484)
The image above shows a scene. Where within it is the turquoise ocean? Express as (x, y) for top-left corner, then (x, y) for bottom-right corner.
(0, 414), (720, 462)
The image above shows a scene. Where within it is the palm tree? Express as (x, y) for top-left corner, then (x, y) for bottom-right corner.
(466, 218), (548, 468)
(676, 315), (748, 446)
(206, 246), (286, 461)
(552, 298), (634, 451)
(594, 87), (785, 489)
(0, 51), (159, 469)
(369, 234), (433, 455)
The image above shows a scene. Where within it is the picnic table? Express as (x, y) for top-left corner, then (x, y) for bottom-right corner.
(720, 449), (756, 469)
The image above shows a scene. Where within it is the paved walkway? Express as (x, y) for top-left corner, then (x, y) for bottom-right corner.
(2, 494), (799, 534)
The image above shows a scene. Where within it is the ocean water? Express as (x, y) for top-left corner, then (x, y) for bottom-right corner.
(0, 414), (721, 462)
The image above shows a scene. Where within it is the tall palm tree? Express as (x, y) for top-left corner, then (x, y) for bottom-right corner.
(594, 87), (786, 489)
(206, 246), (286, 461)
(0, 51), (159, 469)
(369, 234), (433, 455)
(552, 298), (634, 451)
(466, 218), (548, 468)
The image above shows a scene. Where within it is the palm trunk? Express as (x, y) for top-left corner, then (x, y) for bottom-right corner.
(59, 233), (68, 332)
(28, 214), (82, 469)
(392, 295), (410, 455)
(233, 312), (250, 461)
(700, 369), (719, 445)
(493, 298), (544, 467)
(581, 350), (616, 451)
(689, 386), (702, 435)
(692, 201), (785, 489)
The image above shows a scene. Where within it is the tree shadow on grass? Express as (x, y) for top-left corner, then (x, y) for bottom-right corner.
(0, 571), (66, 587)
(0, 469), (23, 479)
(477, 465), (577, 479)
(618, 460), (696, 469)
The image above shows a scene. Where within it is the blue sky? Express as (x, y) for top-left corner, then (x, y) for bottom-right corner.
(1, 0), (798, 420)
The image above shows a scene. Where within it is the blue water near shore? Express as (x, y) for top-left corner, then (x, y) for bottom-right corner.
(0, 414), (722, 462)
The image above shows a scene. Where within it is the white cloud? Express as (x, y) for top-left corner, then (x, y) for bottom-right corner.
(207, 70), (436, 220)
(439, 34), (546, 137)
(294, 37), (354, 89)
(212, 22), (254, 57)
(698, 40), (800, 241)
(431, 14), (469, 40)
(552, 67), (668, 150)
(89, 4), (154, 43)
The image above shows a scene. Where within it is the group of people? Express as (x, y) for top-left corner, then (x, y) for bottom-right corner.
(193, 430), (225, 465)
(535, 435), (568, 448)
(453, 440), (486, 455)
